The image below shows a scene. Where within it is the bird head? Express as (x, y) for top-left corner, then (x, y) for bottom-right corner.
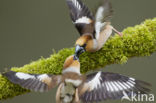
(75, 35), (92, 58)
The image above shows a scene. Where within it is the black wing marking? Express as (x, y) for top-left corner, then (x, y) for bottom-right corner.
(3, 71), (62, 92)
(80, 71), (151, 102)
(66, 0), (95, 36)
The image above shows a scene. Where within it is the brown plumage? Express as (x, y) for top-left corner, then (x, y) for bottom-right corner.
(63, 55), (80, 69)
(1, 1), (151, 103)
(65, 0), (123, 57)
(3, 55), (83, 103)
(3, 55), (151, 103)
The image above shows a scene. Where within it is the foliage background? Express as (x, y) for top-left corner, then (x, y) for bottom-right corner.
(0, 0), (155, 103)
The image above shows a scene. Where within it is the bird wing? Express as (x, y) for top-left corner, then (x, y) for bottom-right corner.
(3, 71), (62, 92)
(95, 0), (113, 39)
(79, 71), (151, 102)
(65, 0), (95, 37)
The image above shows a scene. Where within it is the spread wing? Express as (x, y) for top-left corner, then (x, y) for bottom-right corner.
(80, 71), (151, 102)
(66, 0), (95, 37)
(95, 0), (113, 39)
(3, 71), (62, 92)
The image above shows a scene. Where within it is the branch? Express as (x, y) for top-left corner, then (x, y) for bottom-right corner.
(0, 18), (156, 100)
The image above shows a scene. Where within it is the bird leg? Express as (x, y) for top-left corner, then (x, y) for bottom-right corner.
(56, 83), (64, 103)
(73, 88), (80, 103)
(111, 26), (123, 37)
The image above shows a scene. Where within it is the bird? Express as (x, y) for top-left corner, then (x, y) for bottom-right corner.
(3, 55), (151, 103)
(65, 0), (123, 58)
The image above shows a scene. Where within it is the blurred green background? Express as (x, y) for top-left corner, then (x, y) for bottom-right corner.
(0, 0), (155, 103)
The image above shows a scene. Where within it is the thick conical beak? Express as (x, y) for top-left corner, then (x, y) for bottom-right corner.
(75, 45), (85, 59)
(73, 54), (79, 61)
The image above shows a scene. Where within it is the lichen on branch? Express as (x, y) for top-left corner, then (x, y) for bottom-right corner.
(0, 18), (156, 100)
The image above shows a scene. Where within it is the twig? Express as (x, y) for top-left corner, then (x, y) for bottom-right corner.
(0, 18), (156, 100)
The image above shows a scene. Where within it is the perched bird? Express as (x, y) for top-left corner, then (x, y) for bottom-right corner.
(65, 0), (123, 58)
(3, 55), (151, 103)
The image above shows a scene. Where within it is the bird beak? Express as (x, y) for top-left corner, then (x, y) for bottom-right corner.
(75, 45), (86, 59)
(74, 54), (79, 61)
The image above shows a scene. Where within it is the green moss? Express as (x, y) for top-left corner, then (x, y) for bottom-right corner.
(0, 18), (156, 100)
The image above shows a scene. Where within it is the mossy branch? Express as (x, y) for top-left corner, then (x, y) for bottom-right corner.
(0, 18), (156, 100)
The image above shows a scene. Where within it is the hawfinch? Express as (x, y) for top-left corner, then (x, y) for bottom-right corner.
(3, 56), (151, 103)
(65, 0), (123, 58)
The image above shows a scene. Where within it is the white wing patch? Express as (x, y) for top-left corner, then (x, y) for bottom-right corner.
(113, 81), (123, 91)
(95, 6), (104, 22)
(16, 72), (35, 80)
(95, 6), (107, 39)
(110, 81), (119, 92)
(37, 74), (49, 81)
(87, 71), (102, 90)
(127, 81), (135, 87)
(85, 71), (136, 92)
(95, 22), (106, 39)
(105, 82), (110, 91)
(81, 71), (150, 102)
(103, 78), (136, 92)
(123, 82), (131, 89)
(75, 16), (92, 24)
(70, 0), (81, 10)
(129, 77), (135, 81)
(15, 72), (51, 81)
(105, 81), (110, 92)
(117, 81), (127, 90)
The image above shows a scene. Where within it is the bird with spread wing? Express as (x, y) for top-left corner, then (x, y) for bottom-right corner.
(3, 55), (151, 103)
(65, 0), (123, 59)
(2, 0), (152, 103)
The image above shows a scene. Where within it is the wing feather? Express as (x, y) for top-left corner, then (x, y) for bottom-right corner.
(95, 0), (113, 39)
(80, 71), (151, 102)
(3, 71), (62, 92)
(66, 0), (95, 36)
